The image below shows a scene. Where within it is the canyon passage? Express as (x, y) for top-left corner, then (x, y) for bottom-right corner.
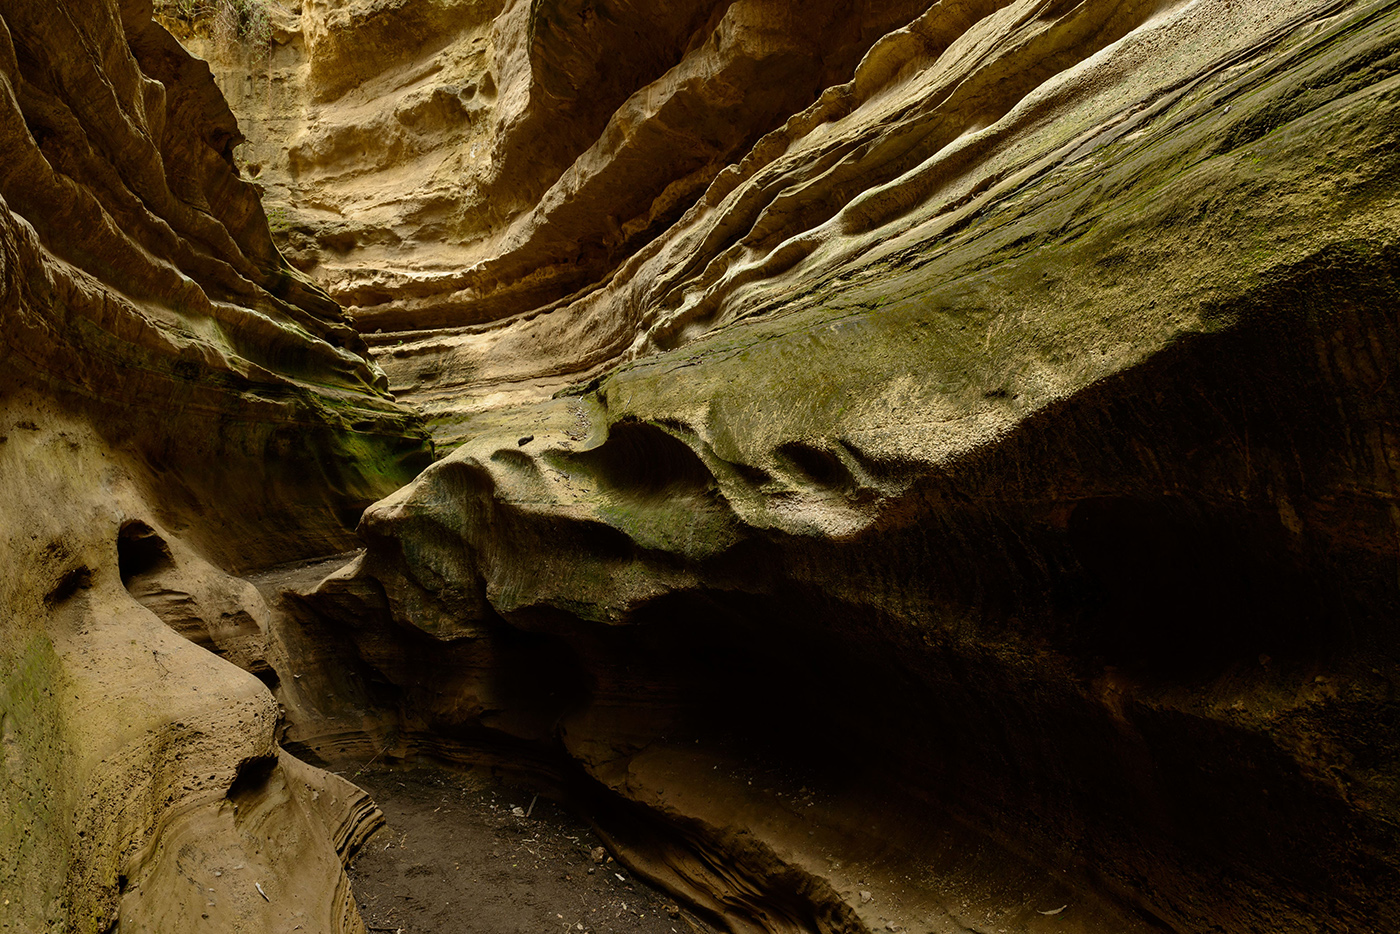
(1, 0), (1399, 932)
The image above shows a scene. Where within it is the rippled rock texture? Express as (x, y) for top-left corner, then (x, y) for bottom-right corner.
(174, 0), (1400, 932)
(0, 1), (429, 930)
(9, 0), (1400, 932)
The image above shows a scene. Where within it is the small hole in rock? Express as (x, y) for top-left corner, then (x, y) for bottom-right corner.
(117, 521), (173, 586)
(228, 755), (278, 804)
(45, 566), (92, 606)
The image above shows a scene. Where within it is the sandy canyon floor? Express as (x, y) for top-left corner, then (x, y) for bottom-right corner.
(347, 766), (723, 934)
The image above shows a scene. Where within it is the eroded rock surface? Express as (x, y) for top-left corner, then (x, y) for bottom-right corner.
(0, 2), (428, 930)
(171, 0), (1400, 932)
(0, 401), (383, 934)
(1, 0), (432, 566)
(6, 0), (1399, 932)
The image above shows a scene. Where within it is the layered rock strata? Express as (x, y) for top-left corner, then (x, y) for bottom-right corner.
(9, 0), (1399, 933)
(2, 0), (431, 566)
(0, 2), (429, 931)
(194, 0), (1400, 932)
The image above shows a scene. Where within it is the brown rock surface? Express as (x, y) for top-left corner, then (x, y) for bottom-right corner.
(1, 0), (431, 565)
(0, 401), (382, 933)
(0, 2), (426, 931)
(175, 0), (934, 374)
(198, 0), (1400, 932)
(3, 0), (1399, 932)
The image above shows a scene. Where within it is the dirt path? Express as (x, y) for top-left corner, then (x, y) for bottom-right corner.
(346, 765), (723, 934)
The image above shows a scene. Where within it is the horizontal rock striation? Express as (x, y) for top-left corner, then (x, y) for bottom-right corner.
(177, 0), (936, 354)
(8, 0), (1393, 932)
(0, 2), (427, 931)
(247, 0), (1400, 931)
(1, 0), (432, 566)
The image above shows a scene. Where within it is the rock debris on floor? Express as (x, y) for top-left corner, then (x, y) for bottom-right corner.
(346, 766), (722, 934)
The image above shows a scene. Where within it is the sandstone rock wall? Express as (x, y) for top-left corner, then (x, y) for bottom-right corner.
(2, 0), (432, 566)
(0, 2), (430, 930)
(7, 0), (1398, 932)
(171, 0), (942, 416)
(188, 0), (1400, 932)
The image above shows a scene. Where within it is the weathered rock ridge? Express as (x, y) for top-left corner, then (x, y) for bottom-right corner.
(0, 1), (428, 930)
(180, 0), (1400, 932)
(4, 0), (1399, 932)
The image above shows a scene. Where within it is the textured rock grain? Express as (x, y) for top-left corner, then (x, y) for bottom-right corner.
(207, 0), (1400, 931)
(1, 0), (432, 566)
(0, 2), (426, 930)
(7, 0), (1399, 932)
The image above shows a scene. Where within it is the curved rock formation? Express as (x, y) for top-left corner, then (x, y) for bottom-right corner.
(168, 0), (1400, 932)
(1, 0), (432, 564)
(6, 0), (1399, 932)
(0, 2), (428, 930)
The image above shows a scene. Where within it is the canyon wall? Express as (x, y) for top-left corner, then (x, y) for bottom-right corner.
(198, 0), (1399, 932)
(0, 1), (429, 930)
(5, 0), (1398, 932)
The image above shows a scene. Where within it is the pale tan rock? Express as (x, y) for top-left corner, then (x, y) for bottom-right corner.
(0, 0), (431, 567)
(279, 0), (1400, 931)
(5, 0), (1398, 932)
(177, 0), (932, 340)
(0, 399), (381, 934)
(119, 520), (277, 677)
(0, 3), (416, 930)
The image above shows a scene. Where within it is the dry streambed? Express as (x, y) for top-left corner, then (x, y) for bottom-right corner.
(347, 766), (723, 934)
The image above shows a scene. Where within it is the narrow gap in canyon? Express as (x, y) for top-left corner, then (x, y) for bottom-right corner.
(1, 0), (1397, 932)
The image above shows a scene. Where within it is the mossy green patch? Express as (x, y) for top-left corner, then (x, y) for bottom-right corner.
(0, 632), (72, 932)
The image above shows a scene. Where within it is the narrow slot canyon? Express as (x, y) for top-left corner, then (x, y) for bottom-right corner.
(1, 1), (1398, 933)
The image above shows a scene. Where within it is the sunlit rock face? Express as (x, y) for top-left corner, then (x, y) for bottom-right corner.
(176, 0), (946, 427)
(0, 2), (431, 931)
(176, 0), (1400, 932)
(16, 0), (1399, 932)
(1, 0), (433, 564)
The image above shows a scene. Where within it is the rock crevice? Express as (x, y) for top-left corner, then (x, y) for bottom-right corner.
(3, 0), (1398, 932)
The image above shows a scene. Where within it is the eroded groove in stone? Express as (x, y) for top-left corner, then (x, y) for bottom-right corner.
(0, 1), (422, 930)
(210, 0), (1399, 931)
(3, 0), (1398, 932)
